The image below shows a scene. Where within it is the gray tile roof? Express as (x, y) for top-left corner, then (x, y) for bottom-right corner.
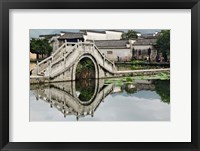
(94, 40), (129, 49)
(58, 32), (84, 39)
(80, 30), (124, 34)
(106, 30), (124, 33)
(133, 39), (157, 45)
(39, 34), (60, 39)
(80, 30), (106, 34)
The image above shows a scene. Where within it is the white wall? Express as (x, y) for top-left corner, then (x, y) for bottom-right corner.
(133, 45), (157, 60)
(85, 31), (123, 41)
(86, 32), (107, 40)
(105, 31), (123, 40)
(100, 48), (132, 61)
(133, 45), (155, 50)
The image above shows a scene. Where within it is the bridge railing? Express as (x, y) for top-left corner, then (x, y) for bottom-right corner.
(93, 44), (116, 72)
(50, 42), (104, 78)
(52, 42), (77, 61)
(36, 42), (78, 75)
(35, 41), (116, 76)
(50, 43), (79, 77)
(73, 42), (116, 73)
(76, 42), (116, 72)
(36, 43), (66, 74)
(93, 44), (115, 65)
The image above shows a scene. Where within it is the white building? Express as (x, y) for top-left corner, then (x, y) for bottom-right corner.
(132, 38), (157, 61)
(94, 40), (132, 62)
(105, 30), (124, 40)
(80, 30), (124, 41)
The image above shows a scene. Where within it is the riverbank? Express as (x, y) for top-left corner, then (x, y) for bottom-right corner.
(30, 68), (170, 84)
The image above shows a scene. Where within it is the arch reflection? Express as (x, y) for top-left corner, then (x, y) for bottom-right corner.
(75, 79), (96, 103)
(31, 79), (113, 120)
(30, 79), (170, 120)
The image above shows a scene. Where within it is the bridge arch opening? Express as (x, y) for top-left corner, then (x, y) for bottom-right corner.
(74, 55), (99, 104)
(75, 57), (96, 80)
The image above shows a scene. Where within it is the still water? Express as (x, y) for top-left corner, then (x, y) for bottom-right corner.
(30, 79), (170, 121)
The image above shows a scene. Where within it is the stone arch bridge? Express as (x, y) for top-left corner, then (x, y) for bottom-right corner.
(31, 42), (116, 82)
(31, 41), (170, 83)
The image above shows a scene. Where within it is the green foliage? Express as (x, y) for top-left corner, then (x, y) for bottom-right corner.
(105, 79), (113, 84)
(155, 80), (170, 103)
(114, 81), (123, 86)
(76, 80), (95, 102)
(126, 77), (133, 82)
(30, 38), (52, 57)
(105, 78), (132, 86)
(131, 65), (142, 70)
(156, 30), (170, 58)
(76, 58), (95, 79)
(133, 72), (170, 80)
(121, 30), (138, 40)
(78, 88), (94, 102)
(132, 60), (145, 64)
(155, 72), (170, 80)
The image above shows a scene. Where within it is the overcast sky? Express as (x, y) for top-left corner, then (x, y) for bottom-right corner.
(30, 29), (161, 38)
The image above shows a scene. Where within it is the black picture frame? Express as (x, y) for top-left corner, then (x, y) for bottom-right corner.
(0, 0), (200, 150)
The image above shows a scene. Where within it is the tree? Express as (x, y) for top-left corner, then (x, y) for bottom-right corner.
(156, 30), (170, 62)
(30, 38), (52, 60)
(121, 30), (138, 39)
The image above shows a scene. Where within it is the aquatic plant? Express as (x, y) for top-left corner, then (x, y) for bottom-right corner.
(132, 60), (145, 64)
(133, 72), (170, 80)
(126, 77), (133, 82)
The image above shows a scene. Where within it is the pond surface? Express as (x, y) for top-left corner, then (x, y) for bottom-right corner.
(30, 79), (170, 121)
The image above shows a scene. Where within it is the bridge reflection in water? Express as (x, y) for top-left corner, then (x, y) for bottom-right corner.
(30, 79), (170, 121)
(30, 79), (113, 120)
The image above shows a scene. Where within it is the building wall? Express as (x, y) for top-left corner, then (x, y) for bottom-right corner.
(105, 31), (123, 40)
(30, 52), (37, 61)
(85, 31), (123, 41)
(86, 32), (107, 40)
(51, 39), (60, 52)
(133, 45), (157, 61)
(99, 48), (132, 62)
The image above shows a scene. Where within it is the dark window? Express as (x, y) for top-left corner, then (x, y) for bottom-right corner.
(138, 50), (141, 56)
(107, 51), (113, 54)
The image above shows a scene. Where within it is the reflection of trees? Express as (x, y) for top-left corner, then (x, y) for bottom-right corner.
(155, 80), (170, 104)
(76, 80), (95, 102)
